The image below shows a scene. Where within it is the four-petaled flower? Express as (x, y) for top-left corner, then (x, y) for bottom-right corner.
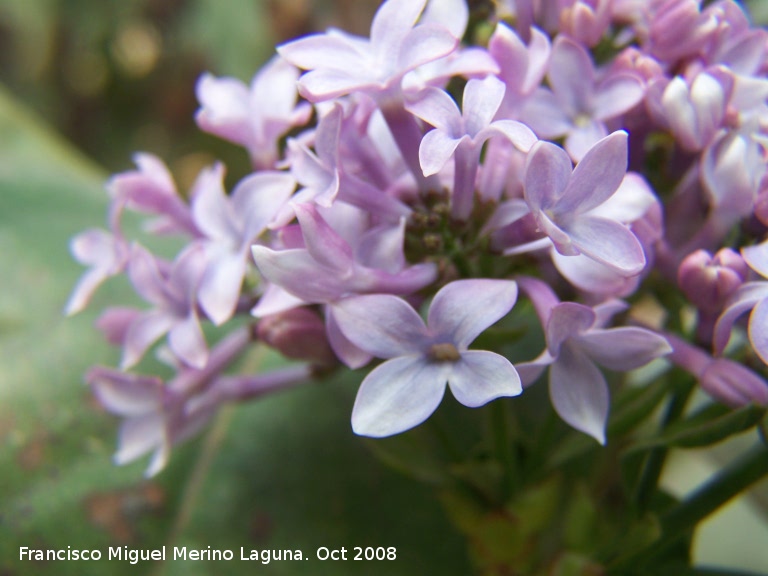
(333, 279), (522, 437)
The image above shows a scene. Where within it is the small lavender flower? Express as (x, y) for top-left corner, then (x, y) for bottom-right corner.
(522, 131), (647, 275)
(195, 55), (312, 170)
(407, 75), (537, 220)
(517, 278), (671, 443)
(333, 279), (521, 437)
(522, 36), (644, 161)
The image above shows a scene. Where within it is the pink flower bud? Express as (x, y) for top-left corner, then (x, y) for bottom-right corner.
(257, 308), (337, 368)
(678, 248), (748, 313)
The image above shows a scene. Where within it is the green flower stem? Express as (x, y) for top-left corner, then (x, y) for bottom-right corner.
(633, 375), (695, 512)
(660, 441), (768, 542)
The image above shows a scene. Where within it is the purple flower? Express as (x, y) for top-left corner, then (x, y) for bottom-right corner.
(277, 0), (458, 103)
(517, 278), (671, 443)
(407, 75), (537, 219)
(332, 279), (521, 437)
(117, 243), (208, 370)
(190, 163), (295, 325)
(715, 240), (768, 365)
(522, 131), (647, 275)
(195, 56), (312, 169)
(521, 36), (644, 161)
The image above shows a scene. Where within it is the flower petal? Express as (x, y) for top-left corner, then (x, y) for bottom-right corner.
(563, 215), (646, 274)
(713, 281), (768, 354)
(169, 312), (208, 369)
(121, 310), (176, 370)
(332, 294), (429, 358)
(419, 129), (462, 176)
(524, 140), (573, 212)
(549, 343), (608, 444)
(351, 356), (447, 437)
(448, 350), (522, 407)
(577, 327), (671, 370)
(428, 279), (518, 348)
(748, 298), (768, 366)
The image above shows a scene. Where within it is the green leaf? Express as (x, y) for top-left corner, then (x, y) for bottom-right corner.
(628, 404), (767, 453)
(0, 87), (471, 575)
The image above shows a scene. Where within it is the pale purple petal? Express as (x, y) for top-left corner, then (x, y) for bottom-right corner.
(251, 284), (307, 317)
(548, 36), (594, 114)
(558, 131), (628, 215)
(278, 33), (367, 71)
(325, 307), (372, 369)
(127, 245), (168, 307)
(114, 413), (164, 465)
(232, 171), (296, 240)
(370, 0), (427, 55)
(88, 367), (163, 416)
(198, 252), (246, 325)
(194, 73), (251, 145)
(121, 310), (176, 370)
(421, 0), (468, 39)
(65, 267), (113, 316)
(96, 307), (142, 346)
(294, 203), (354, 272)
(427, 279), (518, 349)
(515, 351), (555, 388)
(406, 86), (462, 133)
(397, 25), (458, 73)
(251, 246), (344, 303)
(748, 298), (768, 365)
(713, 282), (768, 354)
(479, 120), (538, 152)
(563, 215), (646, 274)
(550, 343), (608, 444)
(299, 69), (377, 101)
(448, 350), (522, 407)
(742, 241), (768, 278)
(524, 141), (573, 212)
(463, 76), (505, 136)
(168, 312), (208, 369)
(593, 74), (645, 121)
(546, 302), (595, 357)
(521, 89), (573, 137)
(552, 250), (638, 297)
(564, 121), (609, 163)
(419, 129), (462, 176)
(332, 294), (429, 358)
(577, 327), (671, 370)
(190, 163), (234, 242)
(351, 356), (447, 437)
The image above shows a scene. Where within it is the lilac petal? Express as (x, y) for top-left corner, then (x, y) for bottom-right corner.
(564, 121), (609, 163)
(70, 228), (120, 267)
(351, 356), (447, 437)
(169, 312), (208, 369)
(143, 443), (170, 478)
(742, 242), (768, 278)
(463, 76), (505, 136)
(406, 86), (462, 133)
(546, 302), (595, 356)
(479, 120), (538, 152)
(419, 129), (462, 176)
(427, 279), (518, 348)
(114, 413), (164, 465)
(481, 199), (530, 236)
(578, 327), (671, 370)
(748, 298), (768, 366)
(190, 164), (233, 241)
(558, 131), (628, 214)
(552, 250), (637, 297)
(96, 307), (141, 346)
(564, 215), (646, 274)
(524, 141), (573, 212)
(550, 343), (608, 444)
(515, 350), (555, 388)
(277, 33), (367, 71)
(371, 0), (427, 54)
(700, 359), (768, 407)
(121, 310), (176, 370)
(168, 244), (207, 302)
(356, 219), (407, 273)
(397, 25), (458, 73)
(294, 203), (354, 273)
(65, 268), (112, 316)
(516, 276), (560, 328)
(251, 284), (307, 318)
(252, 55), (303, 116)
(593, 74), (645, 121)
(325, 307), (372, 369)
(232, 171), (296, 240)
(88, 367), (163, 416)
(194, 73), (251, 145)
(713, 282), (768, 354)
(448, 350), (521, 407)
(548, 36), (594, 114)
(332, 294), (429, 358)
(251, 246), (343, 303)
(421, 0), (468, 39)
(198, 252), (246, 325)
(127, 245), (169, 307)
(521, 89), (573, 137)
(299, 69), (376, 102)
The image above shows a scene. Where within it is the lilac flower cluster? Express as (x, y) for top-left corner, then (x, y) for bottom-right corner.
(68, 0), (768, 476)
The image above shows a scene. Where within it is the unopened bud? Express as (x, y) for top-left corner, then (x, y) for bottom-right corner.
(678, 248), (747, 313)
(257, 308), (337, 367)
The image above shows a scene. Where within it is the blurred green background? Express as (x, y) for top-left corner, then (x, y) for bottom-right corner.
(1, 1), (768, 574)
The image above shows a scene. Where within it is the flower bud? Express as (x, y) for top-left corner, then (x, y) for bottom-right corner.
(700, 358), (768, 407)
(256, 308), (337, 367)
(678, 248), (747, 313)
